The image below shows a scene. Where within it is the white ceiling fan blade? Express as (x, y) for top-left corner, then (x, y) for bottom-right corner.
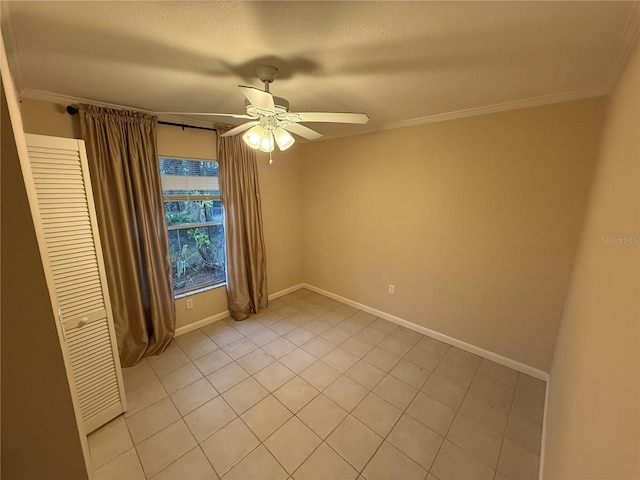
(239, 85), (275, 114)
(219, 121), (259, 137)
(157, 112), (256, 119)
(283, 123), (323, 140)
(288, 112), (369, 124)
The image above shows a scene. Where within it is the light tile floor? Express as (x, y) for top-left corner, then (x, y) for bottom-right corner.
(89, 288), (546, 480)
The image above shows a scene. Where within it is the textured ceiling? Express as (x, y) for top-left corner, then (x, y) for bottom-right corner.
(2, 1), (639, 139)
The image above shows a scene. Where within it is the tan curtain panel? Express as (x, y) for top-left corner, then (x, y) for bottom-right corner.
(78, 104), (175, 366)
(216, 126), (268, 320)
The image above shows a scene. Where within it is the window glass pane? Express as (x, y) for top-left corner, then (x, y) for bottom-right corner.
(159, 156), (225, 294)
(168, 225), (226, 293)
(164, 200), (223, 226)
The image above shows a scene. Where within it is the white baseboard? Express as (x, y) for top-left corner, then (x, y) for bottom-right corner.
(174, 310), (230, 337)
(176, 281), (550, 381)
(269, 283), (306, 301)
(174, 283), (307, 337)
(538, 380), (551, 479)
(302, 283), (549, 381)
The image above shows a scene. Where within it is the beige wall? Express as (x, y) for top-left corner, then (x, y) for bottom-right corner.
(256, 149), (304, 293)
(300, 98), (607, 372)
(20, 96), (80, 138)
(19, 95), (614, 374)
(19, 98), (304, 329)
(543, 41), (640, 479)
(1, 85), (89, 479)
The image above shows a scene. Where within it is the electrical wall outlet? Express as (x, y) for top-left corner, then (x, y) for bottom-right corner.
(388, 284), (395, 294)
(186, 298), (194, 310)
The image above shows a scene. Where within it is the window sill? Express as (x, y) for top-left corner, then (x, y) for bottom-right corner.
(175, 282), (226, 300)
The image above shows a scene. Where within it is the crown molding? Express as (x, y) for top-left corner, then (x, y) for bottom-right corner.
(605, 1), (640, 93)
(19, 88), (223, 130)
(22, 85), (607, 145)
(317, 88), (608, 143)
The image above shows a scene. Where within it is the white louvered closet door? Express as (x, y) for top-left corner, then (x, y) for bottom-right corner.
(24, 133), (126, 433)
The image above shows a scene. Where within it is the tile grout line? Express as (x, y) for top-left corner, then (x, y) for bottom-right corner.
(196, 311), (347, 477)
(319, 328), (444, 477)
(109, 288), (544, 480)
(284, 289), (542, 478)
(243, 304), (380, 477)
(408, 347), (451, 478)
(426, 360), (483, 478)
(357, 340), (452, 478)
(135, 338), (220, 478)
(223, 311), (460, 478)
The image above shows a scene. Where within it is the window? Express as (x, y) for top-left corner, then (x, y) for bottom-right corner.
(159, 157), (226, 295)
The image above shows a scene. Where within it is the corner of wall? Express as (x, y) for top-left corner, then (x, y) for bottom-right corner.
(541, 37), (640, 480)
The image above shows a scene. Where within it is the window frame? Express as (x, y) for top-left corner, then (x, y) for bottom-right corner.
(159, 156), (226, 296)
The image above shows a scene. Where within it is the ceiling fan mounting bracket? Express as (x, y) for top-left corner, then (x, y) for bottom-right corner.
(255, 65), (278, 91)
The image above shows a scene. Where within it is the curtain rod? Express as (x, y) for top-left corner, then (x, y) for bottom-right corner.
(65, 106), (217, 132)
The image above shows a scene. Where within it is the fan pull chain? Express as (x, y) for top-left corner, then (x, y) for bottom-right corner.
(269, 150), (273, 165)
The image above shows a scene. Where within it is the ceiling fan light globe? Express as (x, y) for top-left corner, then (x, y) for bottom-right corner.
(274, 127), (295, 151)
(242, 125), (265, 149)
(258, 133), (275, 153)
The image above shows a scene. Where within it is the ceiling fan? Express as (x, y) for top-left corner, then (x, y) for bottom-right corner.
(160, 65), (369, 154)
